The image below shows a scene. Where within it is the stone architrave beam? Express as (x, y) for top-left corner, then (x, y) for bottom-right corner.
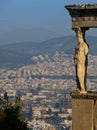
(65, 4), (97, 29)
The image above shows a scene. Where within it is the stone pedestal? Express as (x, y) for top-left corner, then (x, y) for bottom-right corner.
(71, 92), (97, 130)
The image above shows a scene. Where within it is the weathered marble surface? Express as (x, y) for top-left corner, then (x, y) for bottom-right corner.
(71, 91), (97, 130)
(74, 27), (89, 94)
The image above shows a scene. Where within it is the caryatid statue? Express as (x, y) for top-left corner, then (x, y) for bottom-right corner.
(64, 4), (97, 93)
(74, 27), (89, 93)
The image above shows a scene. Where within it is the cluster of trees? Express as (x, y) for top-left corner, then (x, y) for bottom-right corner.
(0, 92), (28, 130)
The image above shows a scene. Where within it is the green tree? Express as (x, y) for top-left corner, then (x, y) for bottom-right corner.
(4, 106), (28, 130)
(4, 92), (9, 107)
(0, 93), (28, 130)
(0, 108), (6, 122)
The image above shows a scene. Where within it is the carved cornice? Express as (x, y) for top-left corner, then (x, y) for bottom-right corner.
(65, 4), (97, 28)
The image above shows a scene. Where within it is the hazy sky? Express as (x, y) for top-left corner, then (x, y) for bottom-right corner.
(0, 0), (97, 43)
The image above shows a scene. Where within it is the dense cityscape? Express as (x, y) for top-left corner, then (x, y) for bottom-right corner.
(0, 51), (97, 130)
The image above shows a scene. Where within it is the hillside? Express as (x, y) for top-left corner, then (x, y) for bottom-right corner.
(0, 36), (97, 69)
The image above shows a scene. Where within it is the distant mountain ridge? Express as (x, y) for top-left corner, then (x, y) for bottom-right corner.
(0, 36), (97, 69)
(0, 28), (60, 44)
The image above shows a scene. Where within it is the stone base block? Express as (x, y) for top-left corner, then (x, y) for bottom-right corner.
(71, 91), (97, 130)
